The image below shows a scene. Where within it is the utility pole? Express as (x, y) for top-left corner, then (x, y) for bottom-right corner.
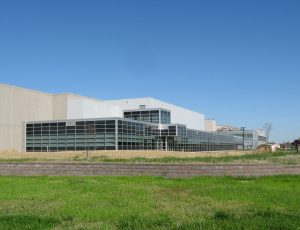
(241, 127), (246, 150)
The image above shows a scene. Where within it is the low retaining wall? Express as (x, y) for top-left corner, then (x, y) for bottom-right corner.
(1, 163), (300, 177)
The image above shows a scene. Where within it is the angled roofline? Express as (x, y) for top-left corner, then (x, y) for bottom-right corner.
(0, 83), (117, 106)
(0, 83), (52, 96)
(106, 97), (204, 115)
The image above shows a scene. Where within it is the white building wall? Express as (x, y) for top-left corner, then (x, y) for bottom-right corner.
(106, 97), (205, 130)
(66, 94), (120, 119)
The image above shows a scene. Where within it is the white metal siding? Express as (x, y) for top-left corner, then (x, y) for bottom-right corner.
(107, 98), (205, 130)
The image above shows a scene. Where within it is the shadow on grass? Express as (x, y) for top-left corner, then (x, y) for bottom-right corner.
(116, 209), (300, 229)
(0, 215), (65, 230)
(117, 213), (174, 229)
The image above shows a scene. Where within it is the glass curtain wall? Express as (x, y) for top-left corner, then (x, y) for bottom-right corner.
(124, 109), (170, 124)
(26, 120), (116, 152)
(160, 110), (171, 124)
(163, 126), (241, 152)
(218, 130), (260, 150)
(26, 119), (242, 152)
(117, 120), (161, 150)
(124, 110), (160, 123)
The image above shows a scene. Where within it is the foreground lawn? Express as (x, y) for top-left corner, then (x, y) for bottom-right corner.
(1, 176), (300, 229)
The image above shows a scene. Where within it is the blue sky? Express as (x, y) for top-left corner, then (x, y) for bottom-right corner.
(0, 0), (299, 142)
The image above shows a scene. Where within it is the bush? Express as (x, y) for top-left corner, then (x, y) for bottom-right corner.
(256, 144), (272, 153)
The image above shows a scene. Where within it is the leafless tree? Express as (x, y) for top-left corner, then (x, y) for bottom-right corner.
(263, 122), (272, 144)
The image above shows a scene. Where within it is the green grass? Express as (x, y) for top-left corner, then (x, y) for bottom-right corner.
(1, 176), (300, 229)
(0, 158), (42, 163)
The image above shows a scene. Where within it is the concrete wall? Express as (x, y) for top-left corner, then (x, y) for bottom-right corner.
(205, 119), (217, 132)
(0, 84), (53, 151)
(1, 163), (300, 177)
(52, 94), (68, 120)
(107, 97), (205, 130)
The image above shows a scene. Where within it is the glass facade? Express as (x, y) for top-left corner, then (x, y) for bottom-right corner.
(26, 120), (116, 152)
(117, 120), (160, 150)
(26, 119), (242, 152)
(160, 125), (242, 152)
(160, 110), (171, 124)
(218, 130), (265, 150)
(124, 109), (170, 124)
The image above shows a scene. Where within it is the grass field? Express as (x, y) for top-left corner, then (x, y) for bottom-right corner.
(0, 149), (254, 160)
(1, 176), (300, 229)
(0, 150), (299, 165)
(73, 150), (299, 164)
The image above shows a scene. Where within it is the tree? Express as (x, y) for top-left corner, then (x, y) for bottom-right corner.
(263, 122), (272, 144)
(292, 139), (300, 153)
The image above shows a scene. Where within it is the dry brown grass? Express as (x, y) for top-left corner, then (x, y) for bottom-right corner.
(0, 149), (254, 160)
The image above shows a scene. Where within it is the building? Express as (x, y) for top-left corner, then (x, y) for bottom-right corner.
(217, 125), (266, 150)
(106, 98), (205, 131)
(0, 83), (120, 151)
(205, 119), (217, 132)
(26, 118), (242, 152)
(0, 83), (242, 152)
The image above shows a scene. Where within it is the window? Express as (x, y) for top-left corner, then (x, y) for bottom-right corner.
(26, 118), (240, 152)
(160, 110), (171, 124)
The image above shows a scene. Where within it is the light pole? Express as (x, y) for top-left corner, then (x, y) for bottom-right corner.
(241, 127), (246, 150)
